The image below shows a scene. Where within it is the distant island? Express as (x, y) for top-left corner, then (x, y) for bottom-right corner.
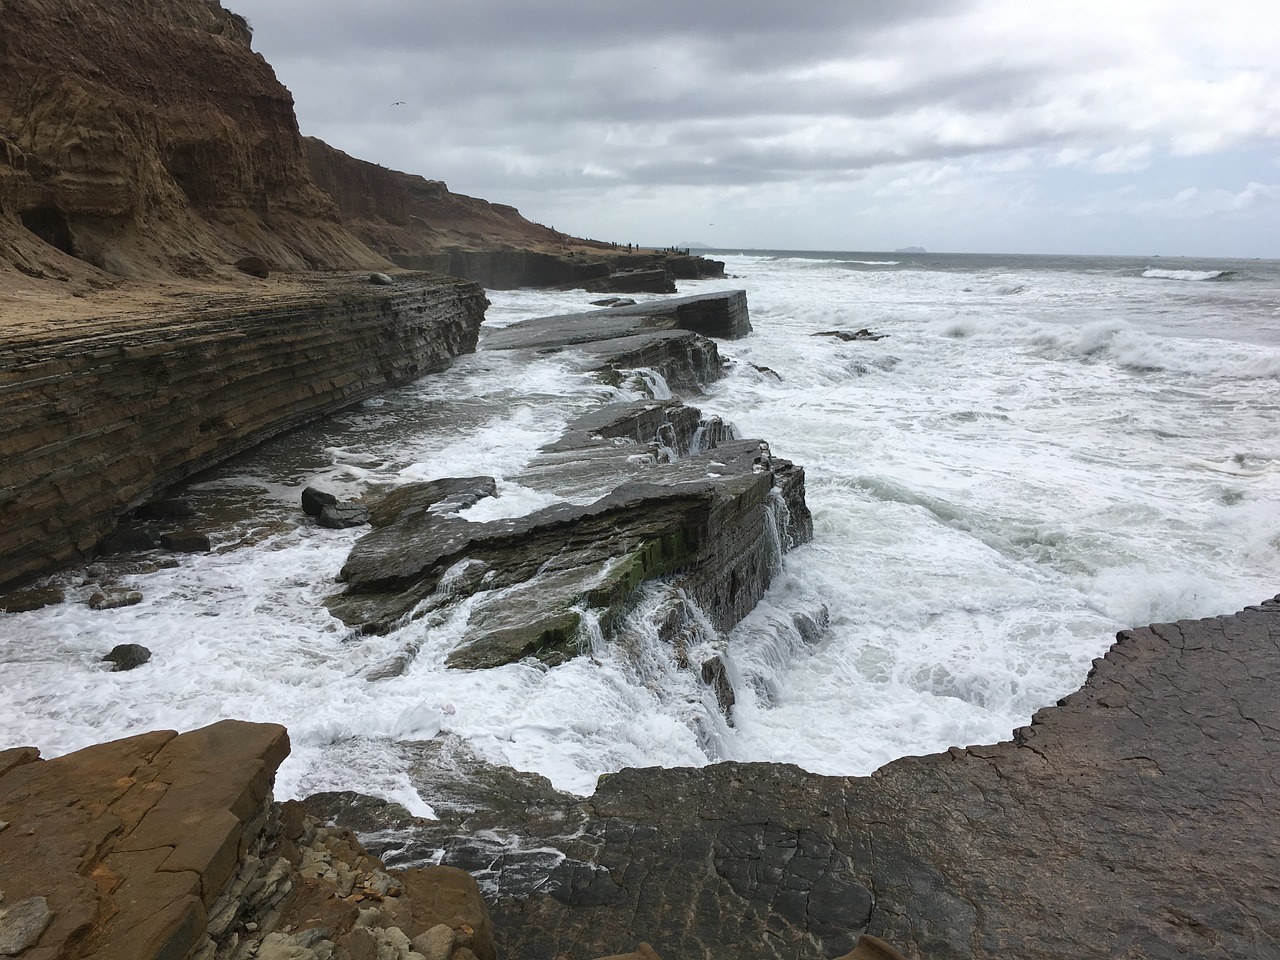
(894, 246), (927, 253)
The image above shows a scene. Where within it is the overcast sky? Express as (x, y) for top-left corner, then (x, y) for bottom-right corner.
(229, 0), (1279, 258)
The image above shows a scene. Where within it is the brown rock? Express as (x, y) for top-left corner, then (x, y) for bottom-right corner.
(397, 867), (497, 960)
(234, 256), (270, 279)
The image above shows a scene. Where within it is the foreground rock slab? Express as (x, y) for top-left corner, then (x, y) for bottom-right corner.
(311, 598), (1280, 960)
(0, 720), (499, 960)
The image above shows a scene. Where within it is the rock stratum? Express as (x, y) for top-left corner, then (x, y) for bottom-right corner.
(0, 272), (487, 589)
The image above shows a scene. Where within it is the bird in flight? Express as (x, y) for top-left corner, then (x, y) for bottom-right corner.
(391, 101), (406, 106)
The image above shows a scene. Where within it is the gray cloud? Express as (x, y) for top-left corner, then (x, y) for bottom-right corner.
(229, 0), (1280, 255)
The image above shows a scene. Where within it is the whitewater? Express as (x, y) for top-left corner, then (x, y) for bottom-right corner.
(3, 251), (1279, 813)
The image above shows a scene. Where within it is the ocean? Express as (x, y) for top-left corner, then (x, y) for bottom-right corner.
(3, 250), (1278, 814)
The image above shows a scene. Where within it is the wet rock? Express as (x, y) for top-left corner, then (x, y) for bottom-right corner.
(699, 656), (736, 718)
(97, 526), (161, 555)
(102, 642), (152, 670)
(580, 267), (676, 295)
(589, 297), (637, 308)
(89, 587), (144, 610)
(0, 585), (65, 613)
(302, 485), (340, 517)
(315, 598), (1280, 960)
(132, 498), (196, 521)
(369, 477), (498, 528)
(160, 530), (212, 553)
(318, 504), (371, 529)
(412, 923), (456, 960)
(812, 328), (887, 341)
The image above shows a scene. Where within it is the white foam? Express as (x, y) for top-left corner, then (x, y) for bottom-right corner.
(3, 257), (1279, 806)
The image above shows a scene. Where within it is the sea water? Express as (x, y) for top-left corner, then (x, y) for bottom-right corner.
(2, 251), (1278, 807)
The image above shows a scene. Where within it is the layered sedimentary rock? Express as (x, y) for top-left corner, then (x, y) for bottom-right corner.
(309, 597), (1280, 960)
(0, 273), (486, 589)
(0, 720), (499, 960)
(303, 138), (725, 290)
(0, 0), (384, 285)
(0, 0), (725, 292)
(326, 291), (811, 677)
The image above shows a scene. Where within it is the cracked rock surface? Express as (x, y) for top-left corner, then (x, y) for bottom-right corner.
(307, 597), (1280, 960)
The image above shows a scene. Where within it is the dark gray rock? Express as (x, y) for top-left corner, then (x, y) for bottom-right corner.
(483, 291), (752, 350)
(97, 526), (161, 555)
(318, 504), (370, 529)
(301, 485), (339, 517)
(813, 328), (887, 342)
(102, 643), (151, 671)
(0, 585), (64, 613)
(159, 531), (211, 553)
(369, 477), (498, 528)
(312, 598), (1280, 960)
(89, 587), (143, 610)
(132, 498), (196, 520)
(234, 255), (269, 278)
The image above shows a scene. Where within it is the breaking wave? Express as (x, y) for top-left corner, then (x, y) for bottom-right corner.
(1141, 267), (1237, 282)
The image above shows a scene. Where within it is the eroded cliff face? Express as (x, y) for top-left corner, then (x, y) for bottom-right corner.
(0, 0), (383, 285)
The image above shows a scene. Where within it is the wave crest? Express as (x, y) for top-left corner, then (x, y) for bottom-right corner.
(1142, 267), (1236, 282)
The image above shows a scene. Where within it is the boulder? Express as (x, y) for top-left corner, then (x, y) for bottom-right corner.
(812, 328), (887, 342)
(102, 643), (152, 670)
(0, 585), (65, 613)
(234, 256), (270, 279)
(89, 588), (144, 610)
(301, 486), (340, 517)
(132, 499), (196, 521)
(369, 272), (394, 285)
(97, 527), (161, 555)
(318, 504), (371, 529)
(160, 531), (212, 553)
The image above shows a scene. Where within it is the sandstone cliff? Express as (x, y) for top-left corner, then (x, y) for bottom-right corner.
(0, 0), (384, 288)
(0, 0), (722, 297)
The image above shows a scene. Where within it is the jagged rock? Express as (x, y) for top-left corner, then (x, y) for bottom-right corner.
(580, 268), (676, 295)
(0, 585), (64, 613)
(0, 896), (53, 955)
(369, 477), (499, 527)
(812, 328), (887, 342)
(89, 587), (144, 610)
(235, 256), (270, 279)
(102, 642), (152, 670)
(314, 598), (1280, 960)
(302, 486), (340, 517)
(699, 656), (736, 717)
(370, 272), (394, 285)
(1, 274), (488, 591)
(318, 504), (371, 529)
(160, 530), (212, 553)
